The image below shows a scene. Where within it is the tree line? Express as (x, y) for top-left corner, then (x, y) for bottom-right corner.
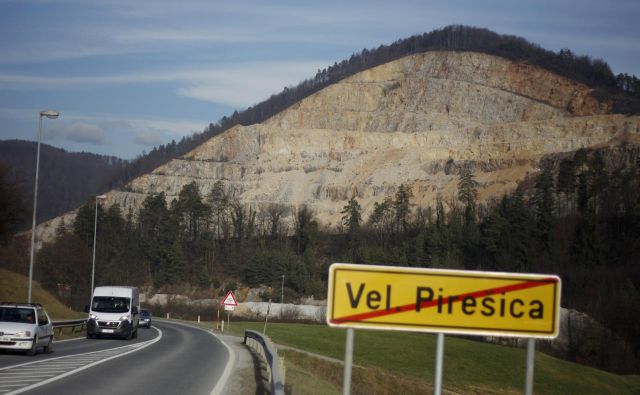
(1, 142), (638, 371)
(1, 145), (630, 369)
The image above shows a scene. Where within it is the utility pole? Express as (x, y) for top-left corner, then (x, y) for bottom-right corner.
(280, 274), (285, 318)
(28, 110), (59, 303)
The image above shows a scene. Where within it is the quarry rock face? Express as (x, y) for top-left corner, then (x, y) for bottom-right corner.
(37, 51), (640, 240)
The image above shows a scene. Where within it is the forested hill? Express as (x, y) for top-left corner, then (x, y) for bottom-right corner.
(0, 140), (124, 229)
(101, 25), (640, 192)
(9, 26), (638, 225)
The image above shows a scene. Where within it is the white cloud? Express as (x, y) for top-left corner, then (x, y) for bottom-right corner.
(0, 1), (365, 65)
(0, 72), (166, 88)
(0, 106), (207, 145)
(175, 60), (329, 107)
(133, 130), (164, 146)
(65, 123), (106, 144)
(0, 60), (329, 108)
(109, 27), (322, 46)
(0, 42), (142, 65)
(44, 122), (105, 145)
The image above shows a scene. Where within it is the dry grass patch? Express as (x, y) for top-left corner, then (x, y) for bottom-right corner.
(0, 268), (84, 320)
(282, 349), (448, 395)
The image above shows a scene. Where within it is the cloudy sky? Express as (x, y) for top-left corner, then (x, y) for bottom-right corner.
(1, 0), (638, 159)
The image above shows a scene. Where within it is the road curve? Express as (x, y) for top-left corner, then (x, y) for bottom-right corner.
(0, 320), (233, 395)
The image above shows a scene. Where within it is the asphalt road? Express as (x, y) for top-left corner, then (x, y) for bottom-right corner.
(0, 320), (233, 395)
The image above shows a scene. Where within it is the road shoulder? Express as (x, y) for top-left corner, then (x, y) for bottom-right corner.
(215, 333), (266, 395)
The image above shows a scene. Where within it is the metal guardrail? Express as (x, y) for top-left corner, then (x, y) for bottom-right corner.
(52, 319), (86, 335)
(243, 329), (285, 395)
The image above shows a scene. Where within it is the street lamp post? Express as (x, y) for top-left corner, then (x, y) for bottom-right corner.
(90, 195), (107, 300)
(28, 110), (59, 303)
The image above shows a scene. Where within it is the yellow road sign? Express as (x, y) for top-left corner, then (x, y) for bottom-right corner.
(327, 263), (561, 338)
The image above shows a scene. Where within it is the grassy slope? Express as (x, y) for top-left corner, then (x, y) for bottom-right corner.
(0, 268), (84, 320)
(226, 321), (640, 395)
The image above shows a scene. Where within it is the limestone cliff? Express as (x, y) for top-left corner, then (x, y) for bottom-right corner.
(36, 51), (640, 241)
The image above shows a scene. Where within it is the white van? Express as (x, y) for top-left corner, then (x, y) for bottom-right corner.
(86, 286), (140, 340)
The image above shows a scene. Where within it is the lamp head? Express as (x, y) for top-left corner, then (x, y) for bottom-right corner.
(39, 110), (59, 119)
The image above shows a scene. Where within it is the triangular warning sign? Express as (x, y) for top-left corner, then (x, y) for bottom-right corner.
(221, 290), (238, 306)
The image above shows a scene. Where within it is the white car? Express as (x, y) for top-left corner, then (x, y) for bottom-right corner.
(0, 302), (54, 355)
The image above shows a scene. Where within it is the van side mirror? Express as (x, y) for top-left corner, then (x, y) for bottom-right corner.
(84, 305), (89, 313)
(132, 306), (138, 314)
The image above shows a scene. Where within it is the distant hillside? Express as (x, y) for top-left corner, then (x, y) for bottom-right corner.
(102, 25), (640, 191)
(0, 140), (125, 229)
(97, 49), (639, 230)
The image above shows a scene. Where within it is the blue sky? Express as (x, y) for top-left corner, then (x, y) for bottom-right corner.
(1, 0), (638, 160)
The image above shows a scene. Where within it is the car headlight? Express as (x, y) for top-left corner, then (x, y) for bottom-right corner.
(119, 314), (131, 321)
(15, 331), (32, 338)
(89, 313), (98, 320)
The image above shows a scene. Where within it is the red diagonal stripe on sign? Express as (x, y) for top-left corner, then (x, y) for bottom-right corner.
(330, 277), (557, 324)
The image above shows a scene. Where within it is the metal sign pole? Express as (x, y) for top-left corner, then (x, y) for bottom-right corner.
(525, 338), (535, 395)
(342, 328), (355, 395)
(216, 305), (220, 330)
(263, 299), (271, 334)
(434, 333), (444, 395)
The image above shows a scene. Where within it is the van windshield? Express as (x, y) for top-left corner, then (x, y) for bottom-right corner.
(91, 297), (130, 313)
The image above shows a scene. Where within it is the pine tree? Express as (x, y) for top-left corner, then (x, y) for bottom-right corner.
(73, 199), (103, 247)
(209, 181), (229, 240)
(341, 197), (363, 262)
(457, 166), (479, 224)
(174, 182), (210, 241)
(557, 158), (577, 214)
(340, 197), (362, 234)
(534, 167), (556, 252)
(393, 184), (413, 234)
(368, 198), (393, 246)
(138, 193), (172, 285)
(294, 205), (315, 255)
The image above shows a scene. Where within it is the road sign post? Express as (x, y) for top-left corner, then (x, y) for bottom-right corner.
(327, 263), (561, 394)
(263, 299), (272, 334)
(525, 338), (536, 395)
(434, 333), (444, 395)
(342, 328), (355, 395)
(216, 305), (220, 330)
(221, 290), (238, 330)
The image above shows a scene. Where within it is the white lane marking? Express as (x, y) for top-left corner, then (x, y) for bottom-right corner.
(2, 379), (33, 386)
(0, 338), (150, 371)
(0, 374), (53, 378)
(0, 327), (162, 395)
(157, 320), (236, 395)
(209, 332), (236, 395)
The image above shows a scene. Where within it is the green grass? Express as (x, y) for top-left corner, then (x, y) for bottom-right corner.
(282, 351), (341, 395)
(225, 321), (640, 395)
